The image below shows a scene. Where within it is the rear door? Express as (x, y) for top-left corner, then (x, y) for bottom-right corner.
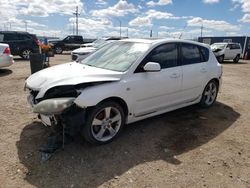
(180, 43), (209, 102)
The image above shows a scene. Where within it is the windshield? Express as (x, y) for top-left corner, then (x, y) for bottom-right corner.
(93, 41), (107, 48)
(211, 43), (226, 49)
(93, 39), (106, 44)
(80, 41), (151, 72)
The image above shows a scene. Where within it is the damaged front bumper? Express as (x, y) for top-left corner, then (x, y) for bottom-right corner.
(27, 95), (86, 131)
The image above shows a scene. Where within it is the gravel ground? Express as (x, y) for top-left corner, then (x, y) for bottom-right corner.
(0, 54), (250, 188)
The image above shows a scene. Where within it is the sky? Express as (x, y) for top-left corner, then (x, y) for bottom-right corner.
(0, 0), (250, 39)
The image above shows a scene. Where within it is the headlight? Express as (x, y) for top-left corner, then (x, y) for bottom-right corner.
(42, 86), (79, 101)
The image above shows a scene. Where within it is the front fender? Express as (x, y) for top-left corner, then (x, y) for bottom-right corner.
(74, 82), (129, 108)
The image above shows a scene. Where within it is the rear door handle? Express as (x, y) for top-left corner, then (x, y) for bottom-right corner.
(200, 68), (207, 73)
(170, 73), (180, 78)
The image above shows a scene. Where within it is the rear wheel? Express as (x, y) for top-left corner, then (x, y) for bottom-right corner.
(233, 54), (240, 63)
(82, 101), (125, 145)
(21, 49), (32, 60)
(199, 80), (218, 108)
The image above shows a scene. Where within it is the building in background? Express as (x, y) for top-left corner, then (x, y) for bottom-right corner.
(198, 36), (250, 60)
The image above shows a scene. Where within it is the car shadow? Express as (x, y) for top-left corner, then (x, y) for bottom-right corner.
(13, 57), (27, 61)
(222, 60), (247, 64)
(16, 102), (240, 188)
(0, 69), (12, 77)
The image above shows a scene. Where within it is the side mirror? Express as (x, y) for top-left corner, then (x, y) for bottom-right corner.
(143, 62), (161, 72)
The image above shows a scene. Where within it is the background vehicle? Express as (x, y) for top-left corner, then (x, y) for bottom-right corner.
(49, 35), (96, 54)
(25, 39), (222, 145)
(0, 31), (40, 60)
(71, 40), (114, 62)
(211, 42), (242, 63)
(82, 37), (126, 47)
(0, 43), (14, 68)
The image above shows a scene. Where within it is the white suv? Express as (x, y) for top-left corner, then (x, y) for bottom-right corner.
(211, 42), (242, 63)
(25, 39), (222, 145)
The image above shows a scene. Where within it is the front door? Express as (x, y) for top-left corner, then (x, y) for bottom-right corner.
(128, 43), (182, 117)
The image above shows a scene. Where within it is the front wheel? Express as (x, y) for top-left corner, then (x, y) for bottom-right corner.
(217, 55), (224, 63)
(82, 101), (125, 145)
(54, 46), (63, 54)
(199, 80), (218, 108)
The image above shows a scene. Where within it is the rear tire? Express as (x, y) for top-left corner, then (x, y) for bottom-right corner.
(82, 101), (125, 145)
(21, 49), (32, 60)
(233, 54), (240, 63)
(199, 80), (218, 108)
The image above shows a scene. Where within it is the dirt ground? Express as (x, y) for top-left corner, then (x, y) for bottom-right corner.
(0, 53), (250, 188)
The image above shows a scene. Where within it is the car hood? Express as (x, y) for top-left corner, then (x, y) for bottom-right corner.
(72, 47), (96, 54)
(26, 62), (123, 99)
(83, 43), (94, 47)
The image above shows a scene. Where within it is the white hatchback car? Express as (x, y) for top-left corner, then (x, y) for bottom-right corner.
(25, 39), (222, 144)
(0, 43), (14, 68)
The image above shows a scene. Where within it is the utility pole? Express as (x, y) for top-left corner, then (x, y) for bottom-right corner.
(150, 29), (153, 38)
(201, 22), (203, 38)
(73, 6), (80, 35)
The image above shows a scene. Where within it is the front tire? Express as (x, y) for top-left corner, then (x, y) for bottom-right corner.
(217, 55), (224, 63)
(82, 101), (125, 145)
(55, 46), (63, 54)
(199, 80), (218, 108)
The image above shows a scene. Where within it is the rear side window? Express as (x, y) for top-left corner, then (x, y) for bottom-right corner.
(181, 43), (201, 65)
(199, 46), (209, 62)
(145, 43), (178, 69)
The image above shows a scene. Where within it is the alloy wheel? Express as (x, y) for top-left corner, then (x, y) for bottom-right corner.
(91, 106), (122, 142)
(22, 49), (31, 59)
(204, 82), (217, 106)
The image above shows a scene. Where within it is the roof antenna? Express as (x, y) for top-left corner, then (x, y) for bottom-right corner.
(179, 24), (187, 39)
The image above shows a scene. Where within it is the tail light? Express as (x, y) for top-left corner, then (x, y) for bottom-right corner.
(3, 47), (11, 54)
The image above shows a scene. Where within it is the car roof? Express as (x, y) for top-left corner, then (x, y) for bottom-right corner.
(212, 42), (240, 45)
(0, 31), (30, 34)
(120, 38), (210, 48)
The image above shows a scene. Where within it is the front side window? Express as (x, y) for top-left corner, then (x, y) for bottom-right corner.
(143, 43), (178, 69)
(181, 43), (201, 65)
(81, 41), (151, 72)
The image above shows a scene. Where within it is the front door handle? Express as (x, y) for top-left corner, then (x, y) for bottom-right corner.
(170, 73), (180, 78)
(200, 68), (207, 73)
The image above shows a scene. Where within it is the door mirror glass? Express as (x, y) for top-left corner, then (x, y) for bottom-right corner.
(143, 62), (161, 72)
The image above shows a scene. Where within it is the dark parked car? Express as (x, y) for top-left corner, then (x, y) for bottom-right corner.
(0, 31), (40, 60)
(48, 35), (96, 54)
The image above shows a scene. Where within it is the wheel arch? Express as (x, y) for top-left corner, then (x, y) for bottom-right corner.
(95, 97), (129, 117)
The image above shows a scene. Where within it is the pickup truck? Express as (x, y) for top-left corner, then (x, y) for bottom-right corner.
(49, 35), (96, 54)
